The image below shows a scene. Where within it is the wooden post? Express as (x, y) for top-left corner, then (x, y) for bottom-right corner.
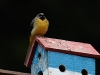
(0, 69), (31, 75)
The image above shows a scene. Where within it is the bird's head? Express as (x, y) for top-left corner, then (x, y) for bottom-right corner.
(37, 13), (46, 21)
(34, 13), (49, 26)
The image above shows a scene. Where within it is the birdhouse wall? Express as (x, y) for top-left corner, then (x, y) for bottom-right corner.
(31, 44), (48, 75)
(31, 44), (95, 75)
(47, 51), (95, 75)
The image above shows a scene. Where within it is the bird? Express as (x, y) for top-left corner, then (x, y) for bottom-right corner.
(25, 13), (49, 66)
(29, 13), (49, 46)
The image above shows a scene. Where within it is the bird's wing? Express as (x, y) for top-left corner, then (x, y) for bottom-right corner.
(30, 18), (35, 27)
(28, 19), (34, 38)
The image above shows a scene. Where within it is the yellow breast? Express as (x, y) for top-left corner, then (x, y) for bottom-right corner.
(33, 18), (49, 35)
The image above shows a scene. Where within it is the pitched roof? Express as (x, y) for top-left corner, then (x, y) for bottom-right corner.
(25, 36), (100, 67)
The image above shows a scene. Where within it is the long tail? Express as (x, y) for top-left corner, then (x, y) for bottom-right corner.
(29, 34), (35, 46)
(24, 35), (35, 66)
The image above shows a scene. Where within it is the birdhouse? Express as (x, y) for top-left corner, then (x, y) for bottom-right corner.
(24, 36), (100, 75)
